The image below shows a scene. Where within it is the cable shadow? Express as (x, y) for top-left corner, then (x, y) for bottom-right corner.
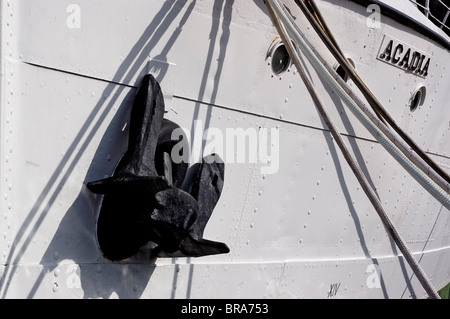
(189, 0), (234, 159)
(0, 0), (196, 299)
(319, 131), (390, 298)
(326, 87), (419, 298)
(399, 205), (445, 298)
(175, 0), (235, 299)
(311, 75), (390, 298)
(28, 91), (159, 299)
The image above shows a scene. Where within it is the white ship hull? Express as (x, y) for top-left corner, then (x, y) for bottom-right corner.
(0, 0), (449, 299)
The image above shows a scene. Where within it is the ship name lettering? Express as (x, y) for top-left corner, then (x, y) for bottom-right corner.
(378, 38), (431, 77)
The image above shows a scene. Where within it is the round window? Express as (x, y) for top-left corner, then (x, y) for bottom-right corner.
(409, 85), (426, 112)
(271, 44), (291, 75)
(267, 39), (293, 76)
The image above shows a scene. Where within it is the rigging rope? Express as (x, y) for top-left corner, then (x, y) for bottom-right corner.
(265, 0), (442, 299)
(266, 0), (450, 209)
(297, 0), (450, 190)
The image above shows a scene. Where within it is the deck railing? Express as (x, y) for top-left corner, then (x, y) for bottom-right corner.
(409, 0), (450, 35)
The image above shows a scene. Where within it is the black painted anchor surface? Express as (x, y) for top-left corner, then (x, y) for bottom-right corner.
(87, 74), (229, 261)
(156, 154), (229, 258)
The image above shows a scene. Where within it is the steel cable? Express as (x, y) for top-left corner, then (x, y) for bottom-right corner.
(266, 0), (442, 299)
(297, 0), (450, 189)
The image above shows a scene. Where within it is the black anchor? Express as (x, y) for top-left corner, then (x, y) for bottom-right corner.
(154, 153), (229, 258)
(87, 74), (229, 261)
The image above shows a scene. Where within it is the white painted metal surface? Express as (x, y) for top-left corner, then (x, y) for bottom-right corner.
(0, 0), (449, 299)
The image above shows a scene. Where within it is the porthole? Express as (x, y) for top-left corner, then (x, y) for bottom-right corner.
(267, 39), (293, 75)
(271, 44), (290, 75)
(409, 85), (426, 112)
(334, 58), (355, 82)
